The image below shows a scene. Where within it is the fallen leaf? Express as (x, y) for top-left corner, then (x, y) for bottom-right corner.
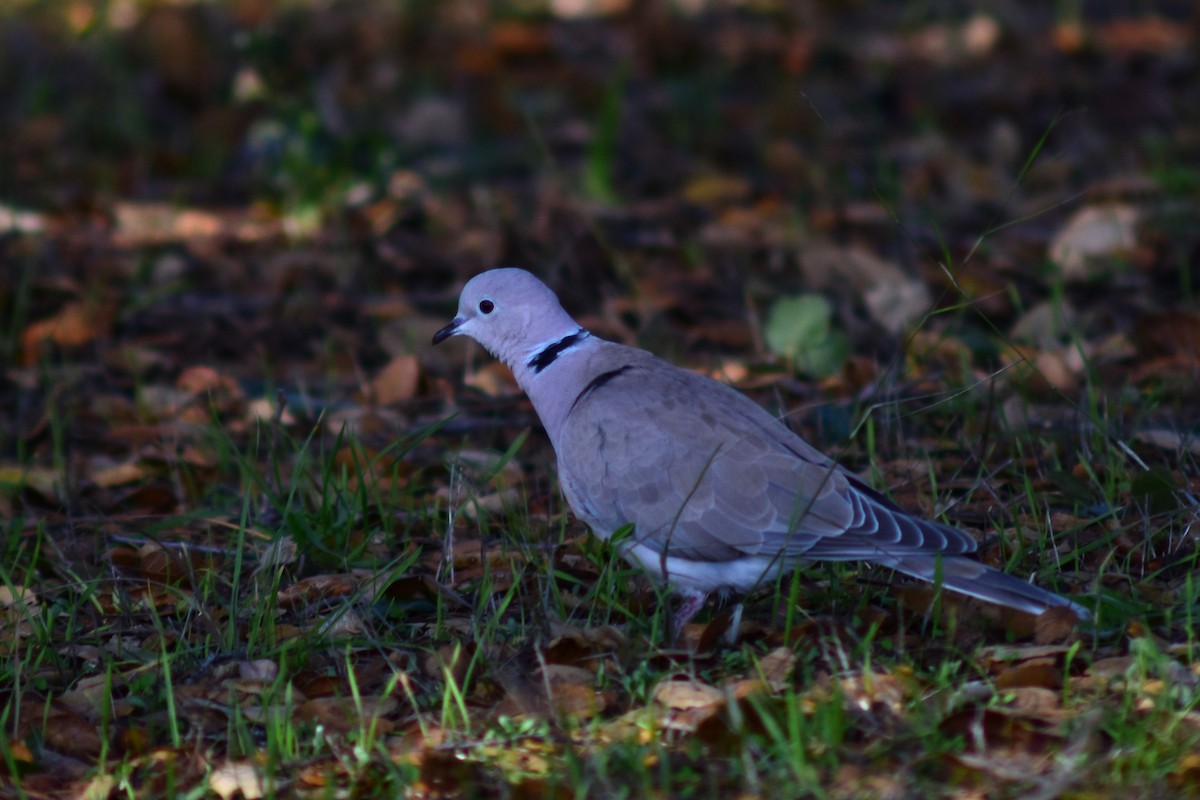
(1048, 204), (1139, 280)
(464, 361), (520, 396)
(21, 301), (113, 364)
(113, 202), (224, 245)
(90, 460), (152, 489)
(756, 647), (797, 693)
(653, 678), (725, 711)
(682, 173), (752, 207)
(1134, 428), (1200, 455)
(277, 573), (365, 608)
(369, 355), (421, 405)
(43, 702), (104, 758)
(177, 366), (244, 404)
(994, 660), (1063, 691)
(209, 761), (266, 800)
(0, 585), (40, 642)
(1094, 15), (1193, 56)
(800, 242), (931, 334)
(764, 294), (849, 378)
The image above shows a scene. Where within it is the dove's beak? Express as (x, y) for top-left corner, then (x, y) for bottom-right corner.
(432, 317), (463, 345)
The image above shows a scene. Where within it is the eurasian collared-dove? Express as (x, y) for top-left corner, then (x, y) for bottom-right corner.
(433, 268), (1091, 629)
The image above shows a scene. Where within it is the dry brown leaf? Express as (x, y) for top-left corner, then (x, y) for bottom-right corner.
(595, 707), (658, 745)
(1010, 300), (1079, 348)
(90, 460), (152, 489)
(533, 666), (606, 719)
(277, 573), (365, 608)
(464, 360), (519, 396)
(370, 355), (421, 405)
(137, 543), (191, 586)
(254, 536), (298, 574)
(177, 365), (244, 402)
(244, 396), (296, 425)
(1134, 428), (1200, 455)
(994, 660), (1063, 691)
(1048, 204), (1139, 280)
(1169, 752), (1200, 793)
(209, 761), (265, 800)
(0, 584), (40, 643)
(238, 659), (280, 683)
(315, 608), (366, 637)
(1000, 687), (1062, 717)
(21, 300), (113, 364)
(293, 671), (342, 699)
(490, 19), (551, 57)
(0, 584), (38, 612)
(1086, 656), (1136, 680)
(43, 702), (105, 759)
(1052, 20), (1086, 53)
(682, 173), (752, 207)
(837, 670), (910, 715)
(801, 242), (931, 334)
(0, 464), (64, 503)
(113, 202), (224, 246)
(443, 488), (523, 519)
(59, 673), (126, 717)
(909, 14), (1001, 64)
(979, 644), (1074, 664)
(1033, 605), (1082, 644)
(296, 758), (338, 788)
(756, 647), (797, 693)
(1094, 15), (1193, 56)
(653, 678), (725, 711)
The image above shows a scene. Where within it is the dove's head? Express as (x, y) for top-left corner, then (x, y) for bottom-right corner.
(432, 268), (583, 370)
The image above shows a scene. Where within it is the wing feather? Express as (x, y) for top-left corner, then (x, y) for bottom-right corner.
(556, 347), (976, 568)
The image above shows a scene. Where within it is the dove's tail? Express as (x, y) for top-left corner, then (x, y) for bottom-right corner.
(885, 554), (1092, 620)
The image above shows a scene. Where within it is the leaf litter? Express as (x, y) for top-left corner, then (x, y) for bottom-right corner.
(1, 1), (1199, 797)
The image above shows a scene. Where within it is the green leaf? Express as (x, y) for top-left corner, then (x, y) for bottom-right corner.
(797, 331), (850, 380)
(764, 294), (848, 378)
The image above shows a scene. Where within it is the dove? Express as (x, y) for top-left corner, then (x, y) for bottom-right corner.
(433, 268), (1091, 631)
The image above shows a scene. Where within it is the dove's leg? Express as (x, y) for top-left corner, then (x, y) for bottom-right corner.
(671, 590), (708, 639)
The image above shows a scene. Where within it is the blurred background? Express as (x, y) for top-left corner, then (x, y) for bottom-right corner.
(3, 1), (1195, 304)
(2, 0), (1197, 493)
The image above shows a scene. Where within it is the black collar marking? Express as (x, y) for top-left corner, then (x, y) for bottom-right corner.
(528, 328), (589, 373)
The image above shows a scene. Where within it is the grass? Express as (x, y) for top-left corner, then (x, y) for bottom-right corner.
(2, 205), (1197, 800)
(1, 409), (1196, 797)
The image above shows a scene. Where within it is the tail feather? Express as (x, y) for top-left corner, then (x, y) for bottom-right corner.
(886, 554), (1091, 620)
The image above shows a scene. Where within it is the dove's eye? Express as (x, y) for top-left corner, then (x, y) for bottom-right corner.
(479, 299), (495, 314)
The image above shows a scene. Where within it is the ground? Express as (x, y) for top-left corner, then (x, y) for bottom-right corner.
(1, 1), (1198, 797)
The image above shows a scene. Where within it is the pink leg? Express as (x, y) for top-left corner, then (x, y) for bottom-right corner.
(671, 590), (708, 639)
